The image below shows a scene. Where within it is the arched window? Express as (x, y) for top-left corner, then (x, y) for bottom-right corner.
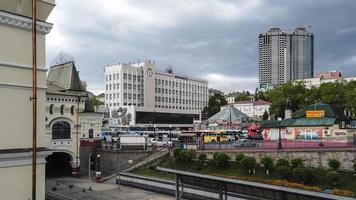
(52, 121), (71, 140)
(71, 105), (75, 115)
(49, 104), (54, 115)
(60, 105), (65, 115)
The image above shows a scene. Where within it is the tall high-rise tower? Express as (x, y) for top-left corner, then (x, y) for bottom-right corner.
(258, 26), (314, 87)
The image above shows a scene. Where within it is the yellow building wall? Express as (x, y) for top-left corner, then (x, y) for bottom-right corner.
(0, 164), (46, 200)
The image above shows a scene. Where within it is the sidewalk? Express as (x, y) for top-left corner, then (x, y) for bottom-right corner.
(46, 177), (174, 200)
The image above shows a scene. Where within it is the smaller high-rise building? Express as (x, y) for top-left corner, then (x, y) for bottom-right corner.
(259, 26), (314, 87)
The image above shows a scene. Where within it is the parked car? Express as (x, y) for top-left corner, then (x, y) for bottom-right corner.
(234, 139), (255, 148)
(112, 132), (119, 142)
(149, 138), (167, 147)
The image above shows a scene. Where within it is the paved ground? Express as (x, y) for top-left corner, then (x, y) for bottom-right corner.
(46, 177), (174, 200)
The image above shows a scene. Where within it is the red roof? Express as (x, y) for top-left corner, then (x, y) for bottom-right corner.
(235, 100), (271, 106)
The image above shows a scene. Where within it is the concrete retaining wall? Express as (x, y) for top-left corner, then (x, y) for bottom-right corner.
(98, 150), (152, 176)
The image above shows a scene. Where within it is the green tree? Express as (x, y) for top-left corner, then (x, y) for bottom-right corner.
(318, 81), (346, 107)
(303, 167), (317, 184)
(173, 148), (182, 158)
(241, 156), (257, 174)
(89, 96), (104, 107)
(293, 167), (305, 183)
(198, 153), (207, 166)
(214, 153), (230, 168)
(276, 158), (290, 168)
(262, 110), (269, 121)
(265, 82), (308, 118)
(254, 88), (267, 101)
(177, 149), (196, 163)
(276, 165), (291, 180)
(261, 156), (274, 175)
(235, 153), (245, 163)
(328, 159), (341, 171)
(201, 106), (209, 120)
(344, 81), (356, 116)
(290, 158), (304, 169)
(207, 93), (227, 118)
(234, 91), (251, 102)
(326, 171), (340, 186)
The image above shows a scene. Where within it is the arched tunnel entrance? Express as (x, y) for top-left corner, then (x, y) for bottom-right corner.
(46, 152), (73, 177)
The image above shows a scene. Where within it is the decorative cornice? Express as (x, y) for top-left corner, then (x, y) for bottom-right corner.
(0, 83), (47, 91)
(0, 150), (51, 168)
(0, 61), (47, 72)
(0, 10), (53, 34)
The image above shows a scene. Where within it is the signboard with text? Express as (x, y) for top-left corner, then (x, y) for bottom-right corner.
(306, 110), (325, 118)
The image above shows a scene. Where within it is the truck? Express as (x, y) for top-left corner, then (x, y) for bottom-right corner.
(247, 124), (263, 140)
(119, 135), (147, 150)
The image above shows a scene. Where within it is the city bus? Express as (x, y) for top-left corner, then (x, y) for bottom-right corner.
(202, 130), (228, 143)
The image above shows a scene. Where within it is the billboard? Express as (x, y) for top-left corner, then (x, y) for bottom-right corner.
(306, 110), (325, 118)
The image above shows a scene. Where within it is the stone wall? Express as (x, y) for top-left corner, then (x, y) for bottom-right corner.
(200, 149), (356, 170)
(80, 144), (97, 177)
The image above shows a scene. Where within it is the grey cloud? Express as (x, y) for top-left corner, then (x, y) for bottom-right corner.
(46, 0), (356, 94)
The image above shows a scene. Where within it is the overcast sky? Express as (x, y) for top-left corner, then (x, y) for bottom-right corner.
(46, 0), (356, 95)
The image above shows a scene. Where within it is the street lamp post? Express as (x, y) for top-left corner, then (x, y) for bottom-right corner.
(96, 154), (101, 183)
(277, 117), (283, 150)
(169, 125), (172, 142)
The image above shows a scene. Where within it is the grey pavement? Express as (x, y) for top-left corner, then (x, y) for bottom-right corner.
(46, 177), (174, 200)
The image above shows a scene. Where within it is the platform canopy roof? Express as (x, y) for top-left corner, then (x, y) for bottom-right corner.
(208, 105), (249, 123)
(47, 52), (85, 93)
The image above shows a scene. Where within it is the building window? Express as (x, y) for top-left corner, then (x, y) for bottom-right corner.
(60, 105), (65, 115)
(49, 104), (54, 115)
(71, 105), (75, 115)
(52, 121), (71, 140)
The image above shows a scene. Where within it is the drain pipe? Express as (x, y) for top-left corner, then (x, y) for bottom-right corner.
(75, 96), (80, 176)
(31, 0), (38, 199)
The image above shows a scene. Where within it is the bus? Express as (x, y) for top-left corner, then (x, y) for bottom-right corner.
(203, 130), (228, 143)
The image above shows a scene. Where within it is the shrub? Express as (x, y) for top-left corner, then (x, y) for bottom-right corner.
(177, 149), (196, 163)
(260, 156), (274, 175)
(235, 153), (245, 162)
(328, 159), (341, 171)
(198, 153), (207, 165)
(276, 165), (291, 180)
(276, 158), (290, 168)
(326, 171), (340, 186)
(353, 161), (356, 172)
(214, 153), (230, 168)
(303, 167), (317, 184)
(173, 148), (182, 158)
(241, 156), (257, 174)
(292, 167), (305, 183)
(332, 188), (355, 197)
(290, 158), (304, 169)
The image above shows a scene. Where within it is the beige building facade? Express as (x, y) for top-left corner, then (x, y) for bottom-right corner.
(0, 0), (55, 199)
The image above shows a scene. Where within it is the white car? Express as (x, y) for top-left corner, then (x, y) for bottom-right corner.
(149, 138), (167, 147)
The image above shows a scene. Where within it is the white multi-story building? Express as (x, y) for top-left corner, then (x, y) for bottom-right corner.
(104, 61), (208, 128)
(295, 76), (356, 89)
(233, 100), (271, 120)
